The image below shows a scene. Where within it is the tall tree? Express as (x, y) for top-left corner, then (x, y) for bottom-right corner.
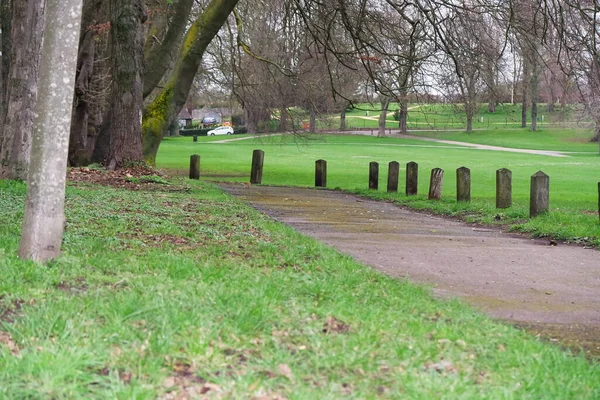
(19, 0), (83, 262)
(142, 0), (240, 164)
(91, 0), (146, 169)
(0, 0), (11, 123)
(68, 0), (109, 167)
(0, 0), (45, 180)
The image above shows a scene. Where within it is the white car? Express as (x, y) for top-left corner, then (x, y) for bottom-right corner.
(207, 126), (234, 136)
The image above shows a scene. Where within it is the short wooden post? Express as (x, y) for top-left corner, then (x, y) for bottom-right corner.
(315, 159), (327, 187)
(250, 149), (264, 184)
(428, 168), (444, 200)
(496, 169), (512, 208)
(369, 162), (379, 190)
(387, 161), (399, 192)
(406, 161), (418, 196)
(456, 166), (471, 202)
(189, 154), (200, 179)
(530, 171), (549, 217)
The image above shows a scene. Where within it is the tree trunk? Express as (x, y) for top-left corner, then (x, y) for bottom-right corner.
(19, 0), (82, 262)
(466, 115), (473, 133)
(68, 0), (105, 166)
(92, 0), (145, 169)
(488, 101), (496, 113)
(521, 58), (529, 128)
(398, 101), (408, 134)
(339, 106), (346, 130)
(143, 0), (194, 98)
(142, 0), (239, 165)
(0, 0), (45, 180)
(0, 0), (11, 133)
(378, 97), (390, 137)
(530, 57), (539, 132)
(279, 105), (288, 132)
(309, 104), (316, 133)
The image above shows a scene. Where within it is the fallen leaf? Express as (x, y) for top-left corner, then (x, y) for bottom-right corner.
(0, 331), (20, 355)
(424, 359), (458, 374)
(278, 364), (293, 381)
(322, 315), (350, 334)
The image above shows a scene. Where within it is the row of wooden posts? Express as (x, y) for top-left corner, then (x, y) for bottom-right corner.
(189, 150), (600, 220)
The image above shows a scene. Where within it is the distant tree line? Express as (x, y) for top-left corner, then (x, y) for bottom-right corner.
(0, 0), (599, 182)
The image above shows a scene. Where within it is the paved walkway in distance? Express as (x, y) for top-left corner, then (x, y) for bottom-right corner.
(337, 130), (570, 157)
(220, 184), (600, 358)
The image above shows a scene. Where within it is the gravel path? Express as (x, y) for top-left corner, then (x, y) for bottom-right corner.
(220, 183), (600, 357)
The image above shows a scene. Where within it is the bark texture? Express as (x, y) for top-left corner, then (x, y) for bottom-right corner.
(0, 0), (44, 180)
(142, 0), (239, 164)
(0, 0), (11, 129)
(143, 0), (194, 98)
(19, 0), (82, 262)
(378, 97), (390, 137)
(68, 0), (105, 166)
(398, 101), (408, 134)
(93, 0), (146, 169)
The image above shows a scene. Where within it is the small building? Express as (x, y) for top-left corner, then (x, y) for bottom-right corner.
(177, 108), (193, 128)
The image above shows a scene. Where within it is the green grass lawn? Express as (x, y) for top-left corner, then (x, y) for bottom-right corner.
(1, 179), (598, 398)
(323, 102), (586, 131)
(157, 133), (600, 247)
(405, 128), (598, 153)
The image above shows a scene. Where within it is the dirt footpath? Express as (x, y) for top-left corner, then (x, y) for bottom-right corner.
(220, 184), (600, 358)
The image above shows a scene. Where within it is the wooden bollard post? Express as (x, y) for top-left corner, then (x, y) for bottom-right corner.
(456, 166), (471, 202)
(369, 162), (379, 190)
(428, 168), (444, 200)
(406, 161), (418, 196)
(189, 154), (200, 179)
(250, 149), (264, 184)
(315, 159), (327, 187)
(496, 169), (512, 208)
(387, 161), (399, 193)
(530, 171), (549, 217)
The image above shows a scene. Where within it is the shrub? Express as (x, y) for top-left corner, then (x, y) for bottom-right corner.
(180, 128), (210, 137)
(234, 126), (248, 135)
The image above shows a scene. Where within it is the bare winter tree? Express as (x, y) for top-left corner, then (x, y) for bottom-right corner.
(547, 0), (600, 149)
(91, 0), (146, 169)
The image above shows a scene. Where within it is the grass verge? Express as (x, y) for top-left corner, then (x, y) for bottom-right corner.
(1, 178), (598, 398)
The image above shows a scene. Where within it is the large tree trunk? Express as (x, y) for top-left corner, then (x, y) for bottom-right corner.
(69, 0), (105, 166)
(142, 0), (239, 165)
(378, 97), (390, 137)
(19, 0), (82, 262)
(0, 0), (44, 180)
(143, 0), (194, 98)
(92, 0), (146, 169)
(0, 0), (11, 134)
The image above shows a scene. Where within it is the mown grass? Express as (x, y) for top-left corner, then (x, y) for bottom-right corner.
(1, 179), (598, 398)
(157, 133), (600, 247)
(322, 103), (585, 131)
(405, 128), (598, 153)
